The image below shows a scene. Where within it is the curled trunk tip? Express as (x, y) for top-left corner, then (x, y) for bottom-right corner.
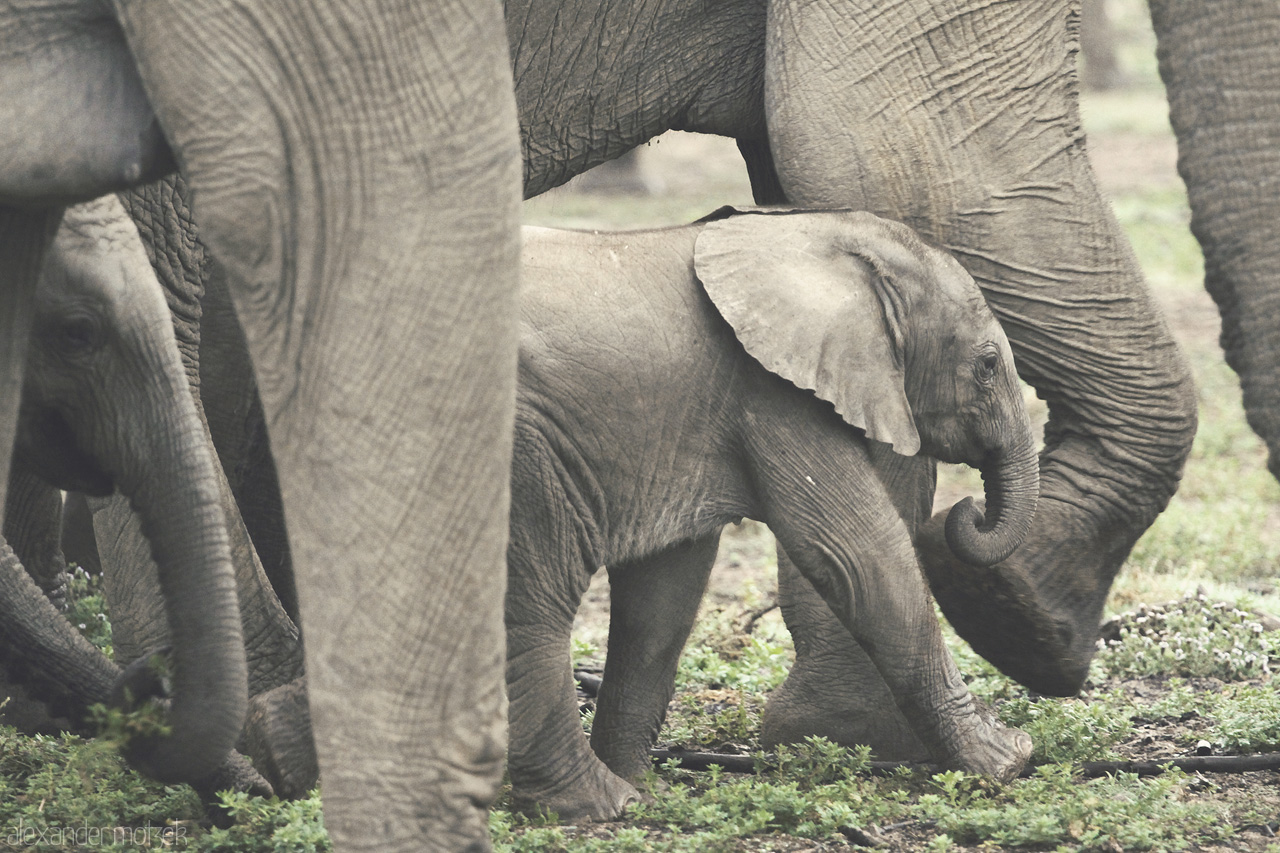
(945, 496), (1019, 567)
(944, 441), (1039, 567)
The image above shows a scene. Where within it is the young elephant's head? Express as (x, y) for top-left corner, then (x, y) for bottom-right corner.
(694, 208), (1038, 567)
(14, 195), (247, 784)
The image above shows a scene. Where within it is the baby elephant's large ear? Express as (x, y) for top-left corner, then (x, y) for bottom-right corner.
(694, 210), (921, 455)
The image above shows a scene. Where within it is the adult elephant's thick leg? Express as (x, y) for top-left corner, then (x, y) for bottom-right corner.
(0, 209), (61, 515)
(110, 2), (523, 849)
(61, 492), (102, 577)
(764, 0), (1196, 694)
(5, 462), (71, 606)
(119, 177), (304, 694)
(1149, 1), (1280, 479)
(764, 445), (932, 758)
(592, 531), (721, 782)
(199, 265), (298, 624)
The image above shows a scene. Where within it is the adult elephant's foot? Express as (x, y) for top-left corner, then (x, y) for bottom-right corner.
(509, 761), (639, 822)
(917, 498), (1122, 696)
(761, 646), (930, 762)
(242, 678), (318, 800)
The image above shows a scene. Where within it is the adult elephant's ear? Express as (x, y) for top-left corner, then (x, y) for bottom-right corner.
(694, 210), (920, 455)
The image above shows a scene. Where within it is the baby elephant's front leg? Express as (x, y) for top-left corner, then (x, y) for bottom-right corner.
(772, 521), (1031, 782)
(852, 567), (1030, 781)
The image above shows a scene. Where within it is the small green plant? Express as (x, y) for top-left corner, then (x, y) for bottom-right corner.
(65, 564), (113, 658)
(923, 765), (1231, 850)
(998, 693), (1132, 764)
(1208, 682), (1280, 752)
(197, 790), (330, 853)
(1097, 595), (1278, 680)
(88, 698), (173, 747)
(0, 724), (202, 849)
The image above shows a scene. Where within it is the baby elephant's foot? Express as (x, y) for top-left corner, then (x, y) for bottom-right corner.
(510, 763), (640, 823)
(949, 719), (1032, 784)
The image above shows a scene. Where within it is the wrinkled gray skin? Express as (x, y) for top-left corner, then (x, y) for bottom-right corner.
(173, 0), (1195, 732)
(4, 0), (1237, 842)
(100, 0), (1203, 799)
(0, 3), (523, 850)
(506, 210), (1038, 819)
(506, 0), (1197, 724)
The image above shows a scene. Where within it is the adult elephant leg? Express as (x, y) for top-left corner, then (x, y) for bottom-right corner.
(0, 211), (64, 733)
(0, 209), (61, 515)
(1149, 1), (1280, 479)
(199, 263), (298, 624)
(111, 3), (523, 849)
(763, 445), (932, 758)
(764, 0), (1196, 694)
(591, 531), (720, 782)
(61, 492), (102, 578)
(118, 177), (304, 693)
(5, 462), (71, 606)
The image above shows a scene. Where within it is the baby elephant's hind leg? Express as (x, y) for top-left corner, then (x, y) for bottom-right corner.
(592, 531), (721, 781)
(506, 433), (638, 821)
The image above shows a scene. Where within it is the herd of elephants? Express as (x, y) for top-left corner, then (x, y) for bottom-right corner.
(0, 1), (1277, 850)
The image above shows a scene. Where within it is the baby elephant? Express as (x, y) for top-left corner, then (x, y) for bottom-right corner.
(507, 208), (1037, 820)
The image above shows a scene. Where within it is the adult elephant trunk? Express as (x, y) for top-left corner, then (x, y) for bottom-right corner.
(764, 0), (1197, 694)
(945, 437), (1040, 568)
(1148, 1), (1280, 479)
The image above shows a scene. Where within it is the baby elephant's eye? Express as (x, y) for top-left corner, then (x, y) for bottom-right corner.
(976, 349), (1000, 384)
(59, 314), (103, 355)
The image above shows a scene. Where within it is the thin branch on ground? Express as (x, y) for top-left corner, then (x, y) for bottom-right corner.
(574, 670), (603, 697)
(739, 601), (779, 635)
(649, 747), (1280, 778)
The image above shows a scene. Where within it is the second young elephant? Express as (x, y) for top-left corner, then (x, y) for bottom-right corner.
(506, 208), (1038, 819)
(3, 195), (247, 785)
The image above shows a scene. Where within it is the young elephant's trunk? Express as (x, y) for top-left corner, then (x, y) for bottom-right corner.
(944, 436), (1040, 567)
(112, 387), (248, 783)
(96, 276), (249, 783)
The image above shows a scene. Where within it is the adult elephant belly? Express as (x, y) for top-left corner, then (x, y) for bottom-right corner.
(508, 0), (1197, 708)
(508, 0), (768, 199)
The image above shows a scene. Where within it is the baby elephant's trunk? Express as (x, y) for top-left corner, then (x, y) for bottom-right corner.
(944, 436), (1039, 567)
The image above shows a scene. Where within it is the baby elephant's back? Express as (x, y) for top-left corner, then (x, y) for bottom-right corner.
(518, 225), (738, 417)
